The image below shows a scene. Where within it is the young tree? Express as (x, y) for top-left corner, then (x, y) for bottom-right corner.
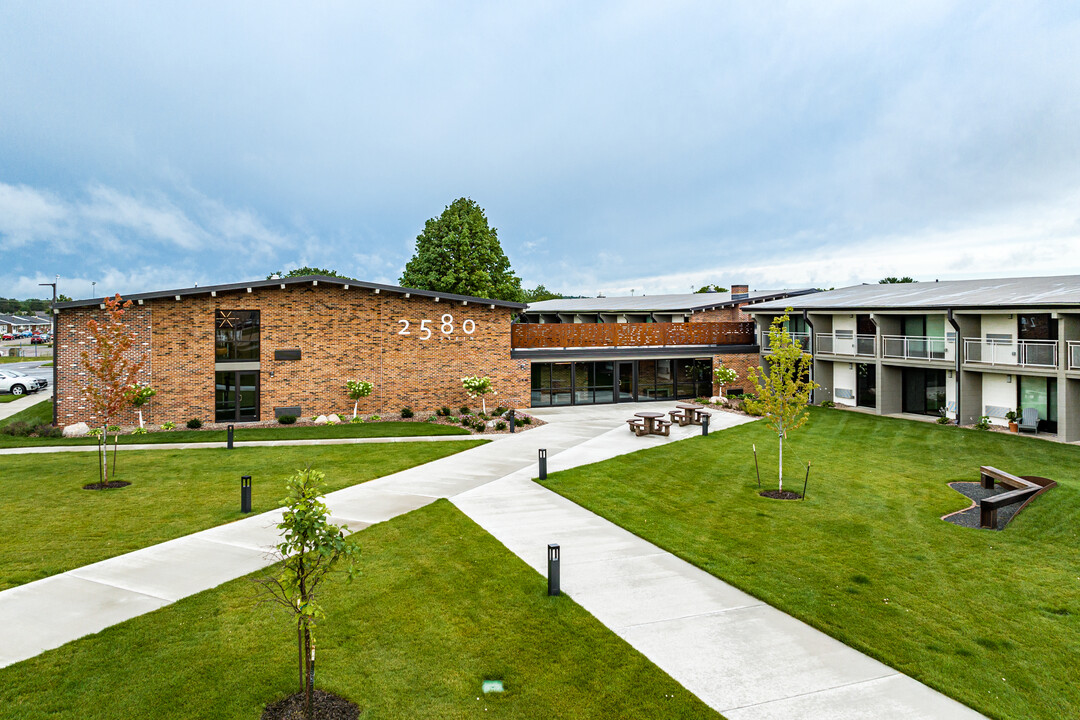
(744, 312), (818, 493)
(712, 365), (738, 397)
(125, 382), (156, 429)
(345, 380), (373, 419)
(400, 198), (524, 302)
(257, 467), (359, 720)
(461, 375), (496, 414)
(80, 294), (145, 487)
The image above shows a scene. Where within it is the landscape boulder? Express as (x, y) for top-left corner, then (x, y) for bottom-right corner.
(314, 415), (328, 425)
(63, 422), (90, 438)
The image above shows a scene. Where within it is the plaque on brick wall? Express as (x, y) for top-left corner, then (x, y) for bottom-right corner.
(275, 349), (301, 361)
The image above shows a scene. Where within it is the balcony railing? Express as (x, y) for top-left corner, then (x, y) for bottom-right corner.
(881, 335), (955, 361)
(962, 338), (1058, 368)
(510, 321), (756, 349)
(762, 331), (810, 352)
(1070, 341), (1080, 371)
(816, 332), (876, 357)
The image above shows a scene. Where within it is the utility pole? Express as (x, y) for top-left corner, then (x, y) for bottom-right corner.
(39, 276), (58, 427)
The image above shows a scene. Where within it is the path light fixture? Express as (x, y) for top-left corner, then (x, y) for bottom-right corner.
(227, 424), (234, 450)
(241, 475), (252, 513)
(701, 414), (709, 437)
(508, 408), (515, 433)
(547, 543), (560, 596)
(538, 448), (547, 480)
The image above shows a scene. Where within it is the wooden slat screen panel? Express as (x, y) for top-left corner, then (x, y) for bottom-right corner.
(510, 322), (755, 349)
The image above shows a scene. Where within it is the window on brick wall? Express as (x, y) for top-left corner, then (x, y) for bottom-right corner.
(215, 310), (260, 361)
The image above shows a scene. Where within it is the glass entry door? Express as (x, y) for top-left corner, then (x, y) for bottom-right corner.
(617, 362), (635, 402)
(856, 363), (876, 408)
(1019, 376), (1058, 433)
(215, 370), (260, 422)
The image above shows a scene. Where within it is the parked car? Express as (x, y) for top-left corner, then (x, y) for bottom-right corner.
(29, 335), (48, 344)
(17, 331), (33, 338)
(1, 334), (13, 341)
(0, 369), (45, 396)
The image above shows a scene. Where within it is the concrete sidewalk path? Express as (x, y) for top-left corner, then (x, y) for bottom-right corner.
(451, 419), (987, 720)
(0, 390), (51, 422)
(0, 401), (709, 668)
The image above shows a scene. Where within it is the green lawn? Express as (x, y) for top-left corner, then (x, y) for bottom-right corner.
(0, 500), (718, 720)
(0, 356), (48, 364)
(539, 408), (1080, 720)
(0, 395), (19, 404)
(0, 440), (484, 591)
(0, 400), (471, 447)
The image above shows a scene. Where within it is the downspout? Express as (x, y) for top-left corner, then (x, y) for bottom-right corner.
(802, 310), (815, 404)
(947, 309), (962, 426)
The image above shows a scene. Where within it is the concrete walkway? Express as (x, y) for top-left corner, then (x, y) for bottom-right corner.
(0, 390), (51, 422)
(0, 401), (986, 719)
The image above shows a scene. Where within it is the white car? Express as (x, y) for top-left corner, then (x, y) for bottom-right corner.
(0, 369), (46, 396)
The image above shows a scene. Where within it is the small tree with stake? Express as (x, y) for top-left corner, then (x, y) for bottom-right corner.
(125, 382), (156, 429)
(744, 311), (818, 495)
(345, 380), (373, 420)
(461, 375), (496, 415)
(257, 467), (359, 720)
(80, 294), (145, 488)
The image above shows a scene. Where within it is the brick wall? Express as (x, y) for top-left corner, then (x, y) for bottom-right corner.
(55, 285), (529, 426)
(688, 303), (761, 395)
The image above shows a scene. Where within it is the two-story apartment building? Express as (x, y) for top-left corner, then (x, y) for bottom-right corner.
(517, 285), (817, 406)
(747, 275), (1080, 443)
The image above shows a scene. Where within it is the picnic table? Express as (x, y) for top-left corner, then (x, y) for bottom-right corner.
(671, 403), (708, 426)
(627, 411), (671, 437)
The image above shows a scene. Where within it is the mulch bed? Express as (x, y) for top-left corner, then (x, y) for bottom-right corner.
(759, 489), (803, 500)
(82, 481), (131, 490)
(261, 690), (360, 720)
(942, 482), (1019, 530)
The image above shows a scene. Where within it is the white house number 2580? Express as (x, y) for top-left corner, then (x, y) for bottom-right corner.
(398, 314), (475, 339)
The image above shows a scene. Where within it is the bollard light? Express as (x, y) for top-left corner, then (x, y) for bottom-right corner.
(701, 414), (709, 437)
(547, 543), (561, 596)
(241, 475), (252, 513)
(538, 448), (547, 480)
(227, 424), (235, 450)
(508, 408), (515, 433)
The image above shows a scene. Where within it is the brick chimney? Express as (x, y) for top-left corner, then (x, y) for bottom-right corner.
(731, 284), (749, 300)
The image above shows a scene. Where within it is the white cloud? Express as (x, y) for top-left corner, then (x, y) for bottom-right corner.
(0, 183), (71, 249)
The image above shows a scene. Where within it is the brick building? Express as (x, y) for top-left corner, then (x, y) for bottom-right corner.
(54, 276), (529, 426)
(514, 285), (817, 405)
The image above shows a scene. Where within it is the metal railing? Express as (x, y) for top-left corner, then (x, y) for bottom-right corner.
(762, 331), (810, 352)
(815, 332), (876, 357)
(1070, 341), (1080, 371)
(881, 335), (954, 361)
(962, 338), (1058, 368)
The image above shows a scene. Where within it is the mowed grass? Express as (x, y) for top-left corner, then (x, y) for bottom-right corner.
(539, 408), (1080, 720)
(0, 500), (719, 720)
(0, 400), (471, 447)
(0, 440), (484, 590)
(0, 395), (19, 403)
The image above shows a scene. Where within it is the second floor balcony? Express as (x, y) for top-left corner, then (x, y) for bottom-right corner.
(1070, 341), (1080, 372)
(881, 335), (955, 362)
(816, 332), (876, 357)
(963, 338), (1058, 369)
(762, 331), (810, 352)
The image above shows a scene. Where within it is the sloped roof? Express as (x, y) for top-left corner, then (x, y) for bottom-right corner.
(526, 288), (818, 314)
(748, 275), (1080, 311)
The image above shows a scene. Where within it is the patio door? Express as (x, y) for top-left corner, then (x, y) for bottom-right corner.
(617, 362), (635, 402)
(856, 363), (876, 408)
(215, 370), (260, 422)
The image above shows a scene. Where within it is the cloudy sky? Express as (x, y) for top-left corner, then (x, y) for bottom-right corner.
(2, 1), (1079, 300)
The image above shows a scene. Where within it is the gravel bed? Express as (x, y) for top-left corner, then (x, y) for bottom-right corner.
(942, 482), (1021, 530)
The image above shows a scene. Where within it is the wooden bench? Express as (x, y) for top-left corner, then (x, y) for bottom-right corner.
(627, 418), (647, 436)
(978, 466), (1042, 529)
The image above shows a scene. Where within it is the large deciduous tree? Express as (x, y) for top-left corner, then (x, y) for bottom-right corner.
(400, 198), (524, 302)
(267, 267), (354, 280)
(257, 467), (359, 720)
(744, 312), (818, 493)
(80, 294), (145, 488)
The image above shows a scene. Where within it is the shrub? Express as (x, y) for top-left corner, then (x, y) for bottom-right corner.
(368, 414), (381, 422)
(522, 415), (532, 425)
(974, 415), (991, 430)
(278, 414), (297, 425)
(937, 415), (951, 425)
(310, 416), (319, 422)
(494, 406), (507, 417)
(819, 400), (835, 409)
(460, 417), (471, 426)
(88, 427), (103, 437)
(438, 406), (452, 416)
(1, 421), (33, 437)
(326, 419), (337, 426)
(459, 405), (470, 415)
(131, 427), (148, 435)
(39, 425), (63, 438)
(161, 421), (177, 430)
(107, 425), (121, 433)
(401, 407), (414, 418)
(187, 418), (203, 429)
(426, 414), (438, 423)
(515, 418), (524, 428)
(349, 416), (365, 424)
(495, 421), (507, 431)
(473, 421), (485, 433)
